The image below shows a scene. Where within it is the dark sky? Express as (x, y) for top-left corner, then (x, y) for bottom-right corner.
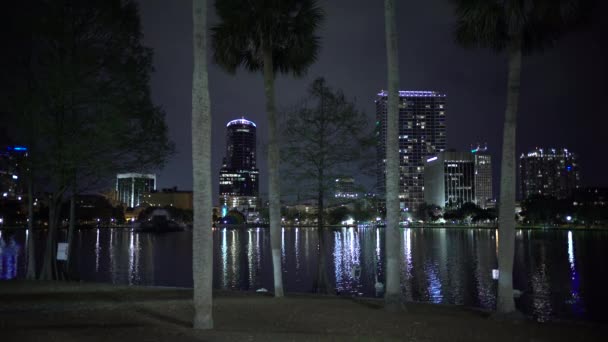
(137, 0), (608, 202)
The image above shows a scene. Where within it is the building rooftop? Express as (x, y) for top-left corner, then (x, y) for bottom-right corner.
(227, 117), (256, 128)
(377, 90), (447, 98)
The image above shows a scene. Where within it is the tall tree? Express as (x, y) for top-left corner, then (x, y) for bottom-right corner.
(1, 0), (173, 280)
(192, 0), (214, 330)
(383, 0), (402, 311)
(281, 77), (372, 293)
(211, 0), (324, 297)
(452, 0), (593, 315)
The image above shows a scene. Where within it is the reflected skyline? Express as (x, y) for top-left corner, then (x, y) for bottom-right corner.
(1, 227), (608, 321)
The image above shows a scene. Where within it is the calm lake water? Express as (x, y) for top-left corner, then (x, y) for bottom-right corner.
(1, 227), (607, 322)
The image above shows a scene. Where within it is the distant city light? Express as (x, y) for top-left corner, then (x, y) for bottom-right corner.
(12, 175), (18, 179)
(2, 193), (7, 197)
(342, 217), (354, 226)
(566, 215), (572, 222)
(427, 156), (438, 162)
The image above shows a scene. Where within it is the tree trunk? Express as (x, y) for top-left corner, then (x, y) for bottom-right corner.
(314, 171), (332, 294)
(263, 47), (284, 298)
(192, 0), (213, 329)
(66, 188), (78, 280)
(25, 176), (36, 279)
(496, 40), (522, 315)
(383, 0), (402, 311)
(40, 195), (60, 280)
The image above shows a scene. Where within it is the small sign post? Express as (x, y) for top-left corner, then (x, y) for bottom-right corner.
(492, 269), (499, 280)
(57, 242), (68, 261)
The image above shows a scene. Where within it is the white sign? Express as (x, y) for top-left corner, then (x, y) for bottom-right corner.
(57, 243), (68, 261)
(492, 269), (499, 280)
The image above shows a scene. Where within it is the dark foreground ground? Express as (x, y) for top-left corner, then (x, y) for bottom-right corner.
(0, 281), (606, 341)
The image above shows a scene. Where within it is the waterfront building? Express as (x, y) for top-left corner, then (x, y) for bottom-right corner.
(424, 151), (475, 209)
(0, 145), (28, 200)
(334, 177), (358, 199)
(219, 117), (259, 218)
(520, 148), (580, 199)
(143, 187), (193, 210)
(376, 90), (447, 212)
(116, 173), (156, 208)
(471, 144), (493, 208)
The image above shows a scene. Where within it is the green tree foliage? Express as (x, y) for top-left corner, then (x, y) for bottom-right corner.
(211, 0), (324, 298)
(416, 203), (442, 222)
(1, 0), (173, 280)
(327, 206), (350, 225)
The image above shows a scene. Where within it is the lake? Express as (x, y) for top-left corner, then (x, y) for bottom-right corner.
(1, 226), (607, 322)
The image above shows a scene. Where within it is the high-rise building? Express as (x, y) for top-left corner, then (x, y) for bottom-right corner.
(0, 146), (28, 200)
(334, 177), (358, 199)
(472, 144), (493, 208)
(376, 90), (447, 212)
(219, 117), (259, 215)
(424, 151), (475, 209)
(520, 148), (580, 199)
(116, 173), (156, 208)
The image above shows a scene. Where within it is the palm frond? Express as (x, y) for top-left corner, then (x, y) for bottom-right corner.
(211, 0), (324, 77)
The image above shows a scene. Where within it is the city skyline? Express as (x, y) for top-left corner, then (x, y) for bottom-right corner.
(137, 0), (608, 198)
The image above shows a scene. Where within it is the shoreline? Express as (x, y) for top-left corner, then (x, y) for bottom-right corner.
(2, 224), (608, 231)
(1, 280), (606, 341)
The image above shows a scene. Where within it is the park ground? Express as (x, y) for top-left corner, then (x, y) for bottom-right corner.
(0, 281), (606, 341)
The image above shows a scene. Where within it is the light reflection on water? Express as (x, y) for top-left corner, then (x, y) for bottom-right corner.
(2, 227), (608, 321)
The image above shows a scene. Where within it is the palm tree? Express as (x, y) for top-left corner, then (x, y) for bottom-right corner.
(192, 0), (213, 329)
(452, 0), (593, 315)
(211, 0), (324, 298)
(383, 0), (402, 311)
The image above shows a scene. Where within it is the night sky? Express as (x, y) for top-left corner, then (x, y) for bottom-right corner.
(137, 0), (608, 202)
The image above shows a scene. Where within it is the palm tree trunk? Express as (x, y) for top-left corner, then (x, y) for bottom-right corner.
(192, 0), (213, 329)
(263, 47), (284, 298)
(384, 0), (402, 311)
(25, 175), (36, 279)
(496, 39), (522, 314)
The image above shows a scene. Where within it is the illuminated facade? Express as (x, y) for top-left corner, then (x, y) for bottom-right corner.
(0, 146), (28, 200)
(520, 148), (580, 199)
(424, 151), (475, 209)
(143, 187), (193, 210)
(116, 173), (156, 208)
(219, 117), (259, 217)
(335, 177), (358, 199)
(472, 144), (493, 208)
(376, 90), (447, 212)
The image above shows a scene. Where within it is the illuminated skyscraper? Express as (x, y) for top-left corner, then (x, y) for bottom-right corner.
(520, 148), (580, 199)
(0, 145), (28, 200)
(424, 151), (475, 209)
(471, 144), (493, 208)
(334, 177), (358, 199)
(219, 117), (259, 214)
(376, 90), (447, 212)
(116, 173), (156, 208)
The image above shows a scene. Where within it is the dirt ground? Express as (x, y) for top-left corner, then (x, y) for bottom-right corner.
(0, 281), (606, 341)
